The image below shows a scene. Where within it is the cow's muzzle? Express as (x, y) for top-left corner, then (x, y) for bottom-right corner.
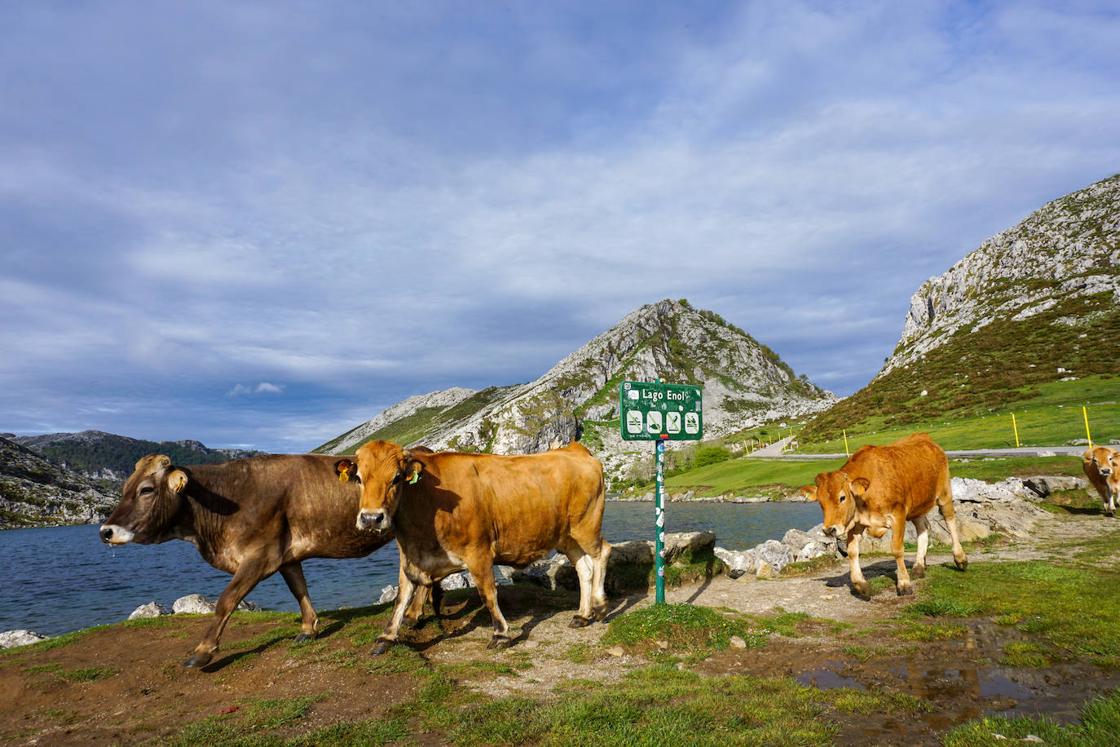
(357, 510), (387, 531)
(822, 525), (844, 539)
(99, 525), (134, 545)
(1101, 468), (1113, 477)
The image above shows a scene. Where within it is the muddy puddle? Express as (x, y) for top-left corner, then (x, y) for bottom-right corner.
(701, 619), (1120, 745)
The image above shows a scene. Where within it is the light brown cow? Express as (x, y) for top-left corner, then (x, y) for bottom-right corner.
(800, 433), (967, 598)
(336, 440), (611, 652)
(1084, 446), (1120, 517)
(100, 453), (437, 668)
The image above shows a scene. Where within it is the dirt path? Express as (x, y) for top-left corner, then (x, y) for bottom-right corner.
(0, 509), (1114, 745)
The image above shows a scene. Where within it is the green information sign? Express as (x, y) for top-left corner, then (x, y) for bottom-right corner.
(618, 380), (704, 606)
(618, 381), (703, 441)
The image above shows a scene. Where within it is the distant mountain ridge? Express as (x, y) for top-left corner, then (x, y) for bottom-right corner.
(802, 172), (1120, 441)
(13, 430), (263, 485)
(0, 436), (118, 528)
(317, 299), (836, 480)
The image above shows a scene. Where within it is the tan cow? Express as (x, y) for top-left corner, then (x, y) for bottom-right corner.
(1084, 446), (1120, 517)
(336, 440), (611, 652)
(800, 433), (967, 598)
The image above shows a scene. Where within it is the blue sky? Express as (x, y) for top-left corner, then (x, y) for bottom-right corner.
(2, 1), (1118, 452)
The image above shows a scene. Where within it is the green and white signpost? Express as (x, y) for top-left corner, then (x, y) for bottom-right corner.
(619, 380), (704, 604)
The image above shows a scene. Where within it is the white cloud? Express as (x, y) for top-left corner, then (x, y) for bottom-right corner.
(227, 382), (285, 397)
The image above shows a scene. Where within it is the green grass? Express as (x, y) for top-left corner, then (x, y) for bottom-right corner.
(602, 604), (766, 656)
(171, 696), (323, 747)
(664, 457), (844, 496)
(58, 666), (117, 682)
(801, 374), (1120, 453)
(946, 687), (1120, 747)
(907, 561), (1120, 666)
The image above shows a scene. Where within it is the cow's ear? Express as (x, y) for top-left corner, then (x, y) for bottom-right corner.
(849, 477), (871, 497)
(799, 485), (817, 501)
(402, 451), (423, 485)
(167, 469), (188, 494)
(335, 459), (357, 483)
(1083, 449), (1095, 465)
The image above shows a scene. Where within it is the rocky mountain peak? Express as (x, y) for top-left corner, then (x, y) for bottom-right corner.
(884, 173), (1120, 376)
(318, 299), (835, 480)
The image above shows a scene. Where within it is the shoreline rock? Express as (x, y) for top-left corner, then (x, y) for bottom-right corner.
(0, 630), (48, 649)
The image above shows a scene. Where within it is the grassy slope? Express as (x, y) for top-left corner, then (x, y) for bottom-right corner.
(799, 376), (1120, 454)
(800, 292), (1120, 445)
(314, 387), (510, 454)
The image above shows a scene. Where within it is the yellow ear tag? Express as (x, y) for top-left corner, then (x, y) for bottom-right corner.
(339, 466), (350, 483)
(407, 471), (420, 485)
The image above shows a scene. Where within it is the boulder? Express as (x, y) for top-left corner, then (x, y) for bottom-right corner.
(781, 528), (815, 554)
(609, 540), (654, 566)
(753, 540), (793, 573)
(714, 546), (756, 579)
(128, 601), (169, 620)
(0, 630), (47, 649)
(377, 585), (398, 604)
(662, 531), (715, 564)
(440, 571), (473, 591)
(795, 541), (830, 561)
(512, 554), (576, 591)
(172, 594), (261, 615)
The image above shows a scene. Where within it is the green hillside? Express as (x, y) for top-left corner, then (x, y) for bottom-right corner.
(800, 292), (1119, 446)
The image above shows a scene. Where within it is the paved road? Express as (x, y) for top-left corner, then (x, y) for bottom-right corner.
(748, 441), (1087, 461)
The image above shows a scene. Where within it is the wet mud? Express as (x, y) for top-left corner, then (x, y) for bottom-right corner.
(701, 618), (1120, 745)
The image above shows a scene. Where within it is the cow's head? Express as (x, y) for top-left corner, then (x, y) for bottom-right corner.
(336, 440), (421, 532)
(800, 470), (870, 538)
(1086, 446), (1120, 491)
(100, 454), (189, 545)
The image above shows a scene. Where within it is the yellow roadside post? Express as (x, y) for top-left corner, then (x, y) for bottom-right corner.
(1083, 406), (1093, 450)
(843, 429), (850, 458)
(1011, 413), (1021, 448)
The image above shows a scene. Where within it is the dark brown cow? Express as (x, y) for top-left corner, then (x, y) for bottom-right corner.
(100, 453), (437, 668)
(800, 433), (967, 598)
(1084, 446), (1120, 517)
(336, 440), (611, 653)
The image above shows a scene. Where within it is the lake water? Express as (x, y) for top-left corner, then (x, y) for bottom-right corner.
(0, 501), (821, 636)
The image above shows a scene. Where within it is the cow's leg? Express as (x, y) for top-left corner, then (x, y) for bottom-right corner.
(1109, 489), (1118, 518)
(185, 555), (273, 668)
(846, 529), (870, 599)
(466, 558), (511, 649)
(373, 565), (420, 656)
(590, 540), (612, 621)
(566, 551), (595, 628)
(892, 508), (913, 596)
(403, 584), (442, 628)
(911, 515), (930, 580)
(279, 562), (318, 642)
(937, 485), (968, 570)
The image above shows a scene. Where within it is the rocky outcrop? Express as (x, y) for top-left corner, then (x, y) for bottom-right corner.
(886, 173), (1120, 375)
(0, 436), (118, 528)
(318, 299), (835, 481)
(170, 594), (261, 615)
(128, 602), (170, 620)
(0, 630), (48, 649)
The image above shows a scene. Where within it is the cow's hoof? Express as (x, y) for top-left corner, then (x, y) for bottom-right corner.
(911, 564), (926, 579)
(183, 652), (212, 669)
(954, 556), (969, 571)
(852, 582), (871, 600)
(591, 606), (609, 622)
(569, 615), (592, 628)
(1107, 511), (1115, 518)
(487, 636), (513, 650)
(370, 640), (393, 657)
(293, 632), (315, 643)
(897, 584), (914, 597)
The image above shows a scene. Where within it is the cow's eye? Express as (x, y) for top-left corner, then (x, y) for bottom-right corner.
(391, 473), (402, 485)
(839, 493), (846, 503)
(139, 486), (155, 496)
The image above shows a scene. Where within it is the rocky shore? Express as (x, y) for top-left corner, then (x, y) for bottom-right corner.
(1, 475), (1080, 649)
